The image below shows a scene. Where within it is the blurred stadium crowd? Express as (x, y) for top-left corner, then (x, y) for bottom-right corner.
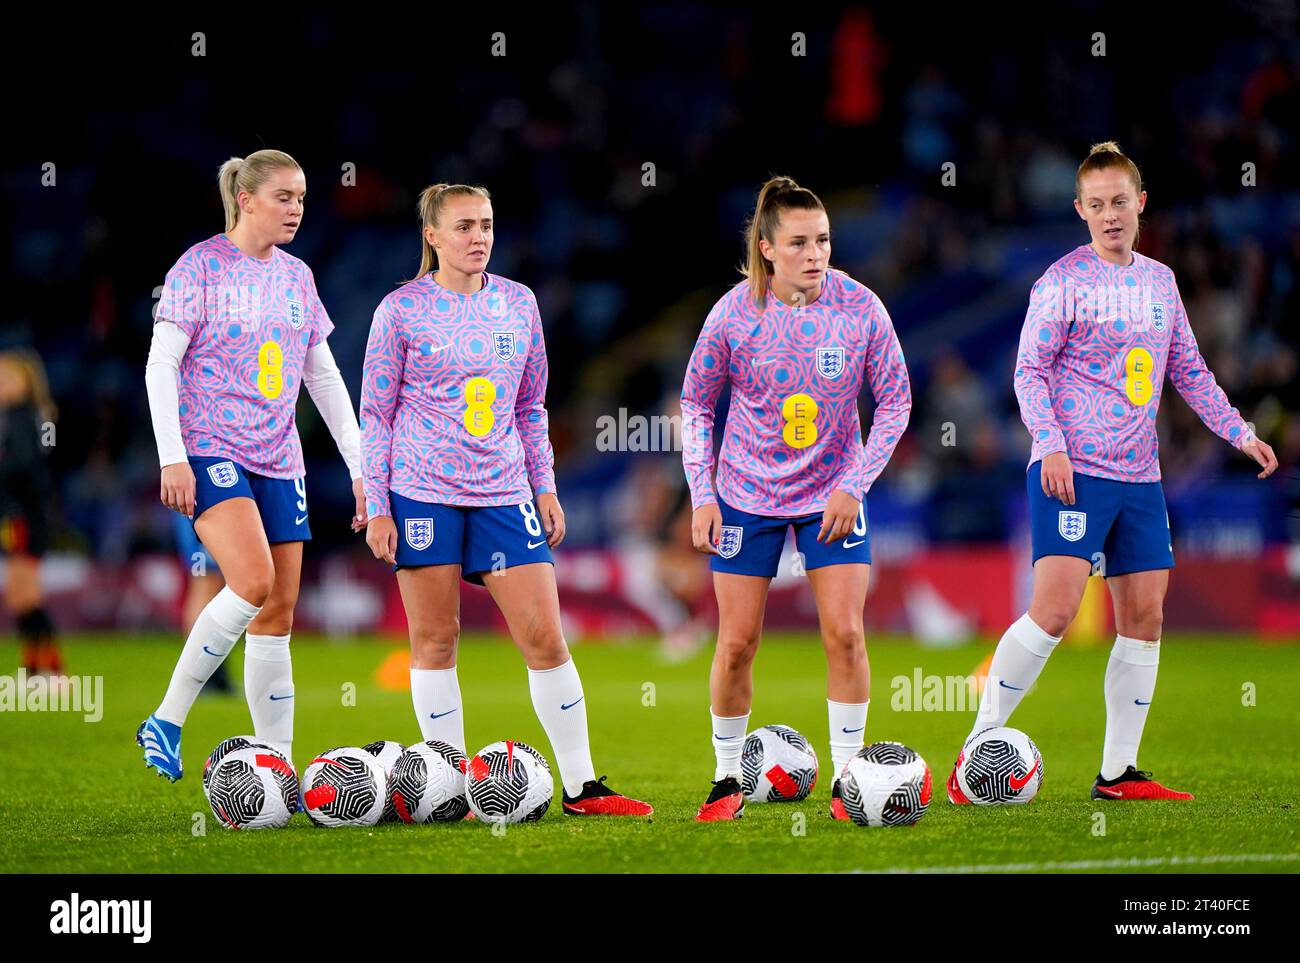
(2, 7), (1296, 615)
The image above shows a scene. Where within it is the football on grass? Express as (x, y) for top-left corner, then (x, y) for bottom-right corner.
(465, 740), (552, 824)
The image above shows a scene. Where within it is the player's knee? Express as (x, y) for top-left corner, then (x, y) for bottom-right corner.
(235, 568), (275, 608)
(716, 629), (761, 669)
(1029, 603), (1075, 638)
(410, 616), (460, 667)
(1127, 606), (1163, 640)
(822, 623), (866, 662)
(522, 623), (568, 666)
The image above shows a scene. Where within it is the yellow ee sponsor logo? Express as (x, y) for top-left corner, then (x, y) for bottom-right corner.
(463, 377), (497, 436)
(256, 340), (283, 399)
(781, 393), (818, 448)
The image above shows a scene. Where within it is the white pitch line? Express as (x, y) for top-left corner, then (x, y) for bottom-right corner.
(852, 853), (1300, 874)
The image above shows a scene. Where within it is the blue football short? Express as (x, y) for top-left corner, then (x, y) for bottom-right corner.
(190, 455), (311, 544)
(710, 496), (871, 578)
(389, 490), (555, 585)
(1027, 461), (1173, 577)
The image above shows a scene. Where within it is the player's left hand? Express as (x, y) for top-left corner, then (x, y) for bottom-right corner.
(537, 492), (566, 548)
(1242, 438), (1278, 479)
(817, 490), (860, 544)
(350, 477), (368, 532)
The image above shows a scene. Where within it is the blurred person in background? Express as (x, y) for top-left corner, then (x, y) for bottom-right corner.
(0, 350), (64, 679)
(137, 149), (365, 783)
(683, 176), (911, 822)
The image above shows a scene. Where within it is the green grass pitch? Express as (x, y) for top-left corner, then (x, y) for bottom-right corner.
(1, 633), (1297, 873)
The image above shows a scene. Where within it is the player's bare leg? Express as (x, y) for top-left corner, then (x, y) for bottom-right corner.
(697, 572), (770, 820)
(243, 541), (302, 764)
(947, 555), (1090, 803)
(397, 563), (464, 748)
(483, 562), (651, 816)
(5, 553), (61, 676)
(807, 562), (871, 820)
(1094, 569), (1190, 799)
(139, 498), (271, 781)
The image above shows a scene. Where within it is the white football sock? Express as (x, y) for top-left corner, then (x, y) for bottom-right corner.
(528, 659), (596, 797)
(411, 666), (465, 752)
(968, 613), (1061, 742)
(710, 709), (750, 781)
(156, 586), (261, 726)
(828, 699), (869, 782)
(245, 633), (294, 763)
(1101, 634), (1159, 780)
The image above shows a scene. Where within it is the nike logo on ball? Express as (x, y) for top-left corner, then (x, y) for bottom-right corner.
(1009, 759), (1040, 791)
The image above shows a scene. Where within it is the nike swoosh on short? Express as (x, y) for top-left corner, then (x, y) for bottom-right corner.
(202, 646), (220, 656)
(843, 539), (864, 548)
(269, 694), (294, 701)
(429, 709), (458, 719)
(841, 726), (864, 733)
(561, 697), (584, 711)
(999, 680), (1025, 691)
(296, 515), (308, 525)
(527, 539), (546, 549)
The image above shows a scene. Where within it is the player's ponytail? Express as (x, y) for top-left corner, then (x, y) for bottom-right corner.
(410, 182), (493, 281)
(741, 175), (826, 307)
(1075, 141), (1143, 198)
(217, 149), (301, 232)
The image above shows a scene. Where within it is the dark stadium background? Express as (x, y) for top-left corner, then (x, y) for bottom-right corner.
(3, 4), (1297, 640)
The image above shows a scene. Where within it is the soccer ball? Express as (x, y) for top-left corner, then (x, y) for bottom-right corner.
(465, 740), (553, 824)
(955, 726), (1044, 805)
(741, 724), (818, 802)
(389, 741), (470, 823)
(203, 735), (277, 800)
(207, 745), (298, 830)
(838, 742), (932, 827)
(361, 740), (406, 822)
(301, 747), (388, 827)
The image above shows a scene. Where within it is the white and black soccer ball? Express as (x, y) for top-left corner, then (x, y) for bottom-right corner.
(302, 747), (388, 827)
(207, 745), (298, 830)
(389, 741), (469, 823)
(838, 741), (932, 827)
(741, 724), (819, 802)
(465, 740), (553, 824)
(203, 735), (277, 800)
(361, 740), (406, 822)
(955, 726), (1044, 805)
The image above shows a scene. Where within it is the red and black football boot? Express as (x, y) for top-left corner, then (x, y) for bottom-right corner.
(695, 776), (745, 822)
(562, 775), (654, 816)
(829, 779), (850, 821)
(1092, 766), (1194, 801)
(946, 752), (972, 804)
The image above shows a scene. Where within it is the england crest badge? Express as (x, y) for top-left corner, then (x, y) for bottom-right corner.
(1148, 300), (1167, 333)
(717, 525), (744, 559)
(287, 298), (305, 330)
(405, 518), (435, 551)
(492, 331), (517, 362)
(816, 347), (845, 380)
(1058, 510), (1087, 542)
(207, 461), (239, 489)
